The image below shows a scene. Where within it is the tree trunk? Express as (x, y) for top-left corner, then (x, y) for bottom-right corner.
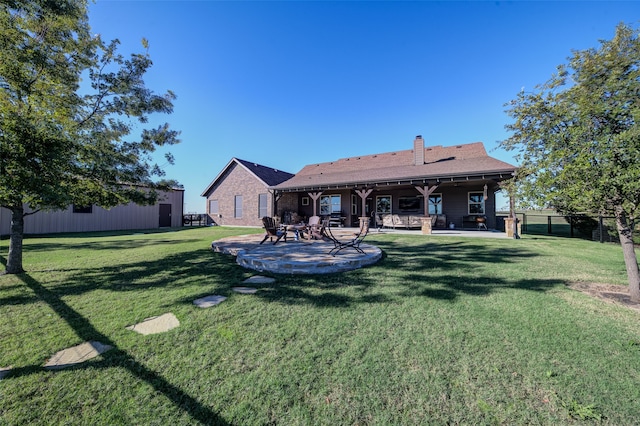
(614, 205), (640, 303)
(5, 206), (25, 274)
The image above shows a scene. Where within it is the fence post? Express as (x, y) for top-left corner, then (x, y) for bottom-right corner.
(570, 215), (574, 238)
(547, 216), (552, 234)
(599, 215), (604, 243)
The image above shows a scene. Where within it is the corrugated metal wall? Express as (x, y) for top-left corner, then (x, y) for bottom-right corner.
(0, 190), (183, 235)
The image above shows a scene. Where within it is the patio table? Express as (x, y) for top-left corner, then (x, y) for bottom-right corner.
(282, 223), (308, 240)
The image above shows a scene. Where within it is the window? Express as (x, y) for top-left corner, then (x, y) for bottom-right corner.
(72, 205), (92, 214)
(351, 194), (357, 215)
(320, 195), (341, 215)
(301, 197), (309, 206)
(258, 193), (268, 218)
(468, 192), (485, 214)
(209, 199), (219, 215)
(234, 195), (243, 218)
(376, 195), (391, 215)
(429, 194), (442, 215)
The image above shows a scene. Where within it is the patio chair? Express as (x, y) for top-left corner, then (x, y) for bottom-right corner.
(323, 218), (370, 256)
(306, 215), (324, 240)
(260, 216), (286, 245)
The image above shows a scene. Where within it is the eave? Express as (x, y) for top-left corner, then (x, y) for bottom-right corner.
(271, 169), (516, 193)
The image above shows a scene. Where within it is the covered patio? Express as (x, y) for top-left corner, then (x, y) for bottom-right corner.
(270, 136), (517, 232)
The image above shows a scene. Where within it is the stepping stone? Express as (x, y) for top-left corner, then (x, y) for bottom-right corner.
(232, 287), (258, 294)
(44, 341), (113, 370)
(126, 313), (180, 335)
(193, 295), (227, 308)
(0, 366), (12, 380)
(243, 275), (275, 284)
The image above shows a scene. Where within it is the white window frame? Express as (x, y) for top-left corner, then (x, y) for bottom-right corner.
(320, 195), (341, 215)
(234, 195), (243, 218)
(258, 193), (268, 218)
(468, 192), (485, 214)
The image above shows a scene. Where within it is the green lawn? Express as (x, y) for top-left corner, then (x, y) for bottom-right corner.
(1, 227), (639, 424)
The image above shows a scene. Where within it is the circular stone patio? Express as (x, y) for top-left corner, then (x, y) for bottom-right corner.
(211, 234), (382, 274)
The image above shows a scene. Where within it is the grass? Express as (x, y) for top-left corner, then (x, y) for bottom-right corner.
(1, 227), (640, 424)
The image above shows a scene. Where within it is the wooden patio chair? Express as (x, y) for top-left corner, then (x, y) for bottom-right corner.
(306, 215), (325, 240)
(322, 218), (370, 256)
(260, 216), (286, 245)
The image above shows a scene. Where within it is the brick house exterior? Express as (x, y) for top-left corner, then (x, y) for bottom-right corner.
(204, 136), (516, 230)
(201, 158), (294, 227)
(272, 136), (516, 230)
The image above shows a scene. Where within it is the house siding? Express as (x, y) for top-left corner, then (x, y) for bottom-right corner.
(440, 185), (497, 229)
(204, 162), (271, 227)
(0, 189), (184, 236)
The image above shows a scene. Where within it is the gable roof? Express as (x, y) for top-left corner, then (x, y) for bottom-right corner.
(273, 142), (516, 191)
(201, 158), (294, 196)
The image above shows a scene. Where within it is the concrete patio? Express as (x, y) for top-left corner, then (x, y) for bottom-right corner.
(212, 233), (383, 274)
(211, 227), (508, 274)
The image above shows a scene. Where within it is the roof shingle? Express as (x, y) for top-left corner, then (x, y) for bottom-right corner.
(274, 142), (515, 190)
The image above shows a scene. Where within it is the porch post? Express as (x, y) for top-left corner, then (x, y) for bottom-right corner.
(414, 184), (439, 217)
(355, 188), (373, 217)
(308, 191), (323, 216)
(355, 188), (373, 228)
(269, 190), (282, 218)
(509, 193), (520, 239)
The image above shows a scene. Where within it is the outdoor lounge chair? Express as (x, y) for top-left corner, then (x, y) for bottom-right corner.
(322, 218), (369, 256)
(260, 216), (286, 245)
(306, 215), (325, 240)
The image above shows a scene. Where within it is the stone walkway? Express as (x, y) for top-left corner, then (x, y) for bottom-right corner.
(126, 313), (180, 335)
(1, 274), (274, 378)
(44, 341), (113, 370)
(211, 234), (382, 274)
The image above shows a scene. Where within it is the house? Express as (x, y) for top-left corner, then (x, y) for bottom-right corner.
(201, 158), (295, 227)
(204, 136), (516, 230)
(272, 136), (516, 230)
(0, 189), (184, 236)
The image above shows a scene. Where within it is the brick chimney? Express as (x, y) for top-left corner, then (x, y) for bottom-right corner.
(413, 135), (424, 165)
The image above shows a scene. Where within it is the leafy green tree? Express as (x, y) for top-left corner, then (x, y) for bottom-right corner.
(0, 0), (180, 274)
(501, 23), (640, 302)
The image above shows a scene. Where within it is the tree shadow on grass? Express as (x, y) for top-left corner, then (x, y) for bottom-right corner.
(247, 238), (562, 307)
(4, 272), (230, 426)
(0, 243), (245, 308)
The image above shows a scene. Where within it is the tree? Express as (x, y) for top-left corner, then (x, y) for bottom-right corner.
(500, 23), (640, 302)
(0, 1), (180, 274)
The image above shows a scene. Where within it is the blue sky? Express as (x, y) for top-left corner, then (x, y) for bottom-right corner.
(88, 1), (639, 213)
